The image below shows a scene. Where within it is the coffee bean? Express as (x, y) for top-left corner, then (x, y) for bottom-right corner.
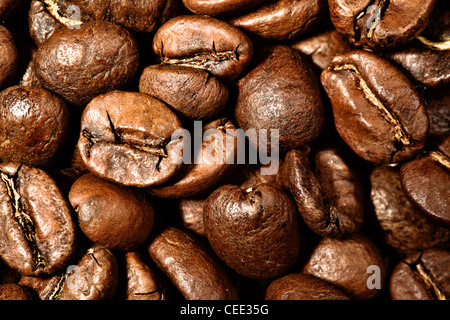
(153, 15), (253, 82)
(0, 163), (76, 277)
(178, 198), (206, 236)
(321, 50), (429, 164)
(28, 0), (66, 47)
(183, 0), (265, 16)
(0, 283), (32, 300)
(0, 25), (18, 90)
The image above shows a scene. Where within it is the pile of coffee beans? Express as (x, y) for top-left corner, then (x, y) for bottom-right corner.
(0, 0), (448, 301)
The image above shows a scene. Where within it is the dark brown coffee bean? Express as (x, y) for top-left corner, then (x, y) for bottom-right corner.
(139, 64), (228, 120)
(19, 47), (42, 87)
(148, 118), (237, 198)
(148, 227), (238, 300)
(69, 173), (154, 251)
(370, 165), (450, 255)
(400, 135), (450, 227)
(265, 273), (350, 300)
(34, 21), (139, 107)
(0, 163), (76, 277)
(0, 283), (32, 300)
(282, 148), (363, 237)
(235, 45), (323, 154)
(303, 233), (385, 299)
(78, 91), (184, 187)
(390, 248), (450, 300)
(292, 30), (353, 70)
(28, 0), (65, 47)
(229, 0), (327, 41)
(0, 86), (70, 167)
(178, 198), (206, 236)
(153, 15), (253, 82)
(125, 252), (167, 300)
(0, 26), (18, 90)
(424, 89), (450, 138)
(19, 245), (118, 300)
(183, 0), (264, 16)
(328, 0), (436, 48)
(321, 50), (429, 164)
(204, 183), (301, 279)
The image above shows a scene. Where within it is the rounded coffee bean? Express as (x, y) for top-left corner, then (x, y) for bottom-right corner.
(148, 227), (238, 300)
(0, 283), (32, 300)
(178, 198), (206, 236)
(303, 233), (385, 299)
(328, 0), (436, 48)
(321, 50), (429, 164)
(77, 91), (184, 187)
(204, 183), (301, 279)
(139, 64), (228, 120)
(0, 26), (18, 90)
(235, 45), (323, 154)
(183, 0), (264, 16)
(0, 163), (76, 277)
(229, 0), (327, 41)
(34, 21), (139, 107)
(69, 173), (154, 251)
(153, 15), (253, 82)
(390, 248), (450, 300)
(0, 86), (70, 167)
(400, 135), (450, 227)
(265, 273), (350, 300)
(371, 165), (450, 255)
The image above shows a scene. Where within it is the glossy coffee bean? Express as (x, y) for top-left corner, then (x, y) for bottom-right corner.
(139, 64), (228, 120)
(0, 86), (70, 167)
(204, 183), (301, 279)
(303, 233), (385, 299)
(328, 0), (436, 48)
(424, 89), (450, 138)
(265, 273), (350, 300)
(321, 50), (429, 164)
(281, 148), (363, 237)
(0, 163), (76, 277)
(183, 0), (264, 16)
(77, 91), (184, 187)
(148, 227), (238, 300)
(178, 198), (206, 236)
(69, 173), (154, 251)
(235, 45), (323, 154)
(390, 248), (450, 300)
(153, 15), (253, 82)
(28, 0), (66, 47)
(400, 135), (450, 227)
(19, 245), (118, 300)
(0, 283), (32, 300)
(35, 21), (139, 107)
(229, 0), (327, 41)
(0, 26), (18, 90)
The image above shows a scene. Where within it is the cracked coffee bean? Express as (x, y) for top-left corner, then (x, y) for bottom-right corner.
(328, 0), (436, 48)
(34, 20), (139, 107)
(0, 25), (18, 90)
(77, 91), (184, 187)
(390, 248), (450, 300)
(321, 50), (429, 164)
(0, 85), (70, 167)
(204, 183), (301, 279)
(0, 163), (76, 277)
(153, 15), (253, 82)
(148, 227), (238, 300)
(68, 173), (154, 251)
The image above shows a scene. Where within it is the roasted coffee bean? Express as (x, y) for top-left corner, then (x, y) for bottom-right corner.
(303, 233), (385, 299)
(69, 173), (154, 251)
(265, 273), (350, 300)
(424, 89), (450, 138)
(148, 227), (238, 300)
(19, 47), (42, 87)
(229, 0), (327, 41)
(328, 0), (436, 48)
(204, 183), (301, 279)
(0, 163), (76, 277)
(34, 21), (139, 107)
(178, 198), (206, 236)
(29, 0), (66, 47)
(0, 26), (18, 90)
(0, 85), (70, 167)
(19, 245), (118, 300)
(139, 64), (228, 120)
(148, 118), (238, 198)
(153, 15), (253, 82)
(390, 248), (450, 300)
(0, 283), (32, 300)
(183, 0), (264, 16)
(125, 252), (167, 300)
(235, 45), (323, 154)
(77, 91), (184, 187)
(281, 148), (363, 237)
(370, 165), (450, 255)
(321, 50), (429, 164)
(400, 135), (450, 227)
